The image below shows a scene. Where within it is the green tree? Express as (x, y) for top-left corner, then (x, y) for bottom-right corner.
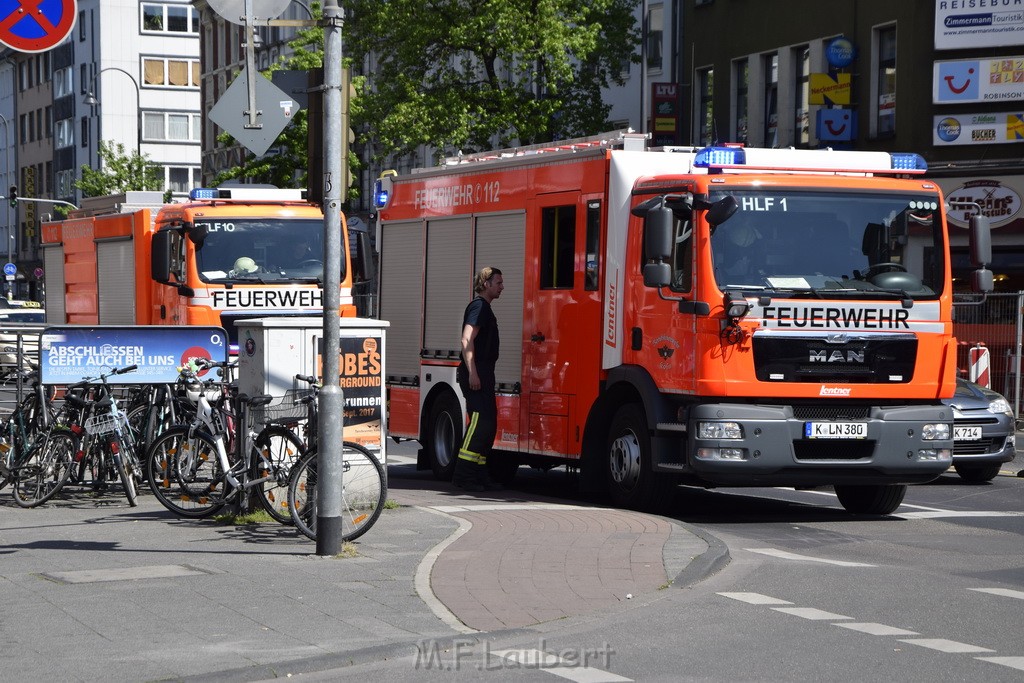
(75, 140), (162, 197)
(345, 0), (641, 159)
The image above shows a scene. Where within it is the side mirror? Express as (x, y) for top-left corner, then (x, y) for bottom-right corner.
(707, 196), (739, 227)
(188, 222), (208, 247)
(644, 205), (673, 261)
(969, 214), (992, 267)
(643, 262), (671, 288)
(353, 230), (376, 284)
(151, 231), (172, 283)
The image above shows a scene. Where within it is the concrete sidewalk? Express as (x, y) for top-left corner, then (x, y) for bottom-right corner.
(0, 474), (715, 682)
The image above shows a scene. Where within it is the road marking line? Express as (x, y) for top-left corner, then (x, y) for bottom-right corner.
(968, 587), (1024, 600)
(899, 638), (995, 654)
(745, 548), (875, 567)
(835, 622), (919, 636)
(772, 607), (852, 621)
(432, 503), (606, 513)
(718, 592), (793, 605)
(488, 650), (632, 682)
(976, 657), (1024, 672)
(896, 511), (1024, 519)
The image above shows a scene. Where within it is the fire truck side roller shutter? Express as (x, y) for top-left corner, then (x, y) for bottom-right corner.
(424, 217), (472, 357)
(42, 244), (66, 324)
(96, 238), (136, 324)
(474, 211), (525, 388)
(378, 220), (423, 378)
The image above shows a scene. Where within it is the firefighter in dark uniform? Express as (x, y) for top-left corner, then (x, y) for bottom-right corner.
(454, 266), (505, 491)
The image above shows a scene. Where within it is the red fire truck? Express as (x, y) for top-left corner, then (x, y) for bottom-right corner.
(373, 131), (992, 514)
(42, 188), (372, 351)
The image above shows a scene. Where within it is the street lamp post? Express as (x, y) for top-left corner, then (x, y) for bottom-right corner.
(83, 67), (142, 160)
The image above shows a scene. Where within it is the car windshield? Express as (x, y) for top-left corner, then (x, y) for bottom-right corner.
(194, 217), (334, 283)
(708, 189), (944, 300)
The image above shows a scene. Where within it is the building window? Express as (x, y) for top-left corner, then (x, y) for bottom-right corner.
(78, 10), (86, 40)
(763, 53), (778, 147)
(697, 67), (714, 145)
(734, 59), (748, 144)
(57, 170), (75, 197)
(18, 114), (26, 144)
(143, 112), (202, 142)
(53, 67), (73, 98)
(876, 25), (896, 137)
(81, 116), (89, 147)
(163, 166), (200, 192)
(45, 106), (52, 137)
(794, 46), (810, 147)
(55, 118), (73, 148)
(646, 4), (663, 71)
(142, 58), (201, 87)
(142, 3), (200, 34)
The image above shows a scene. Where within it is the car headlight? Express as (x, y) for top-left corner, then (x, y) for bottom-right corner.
(989, 397), (1012, 416)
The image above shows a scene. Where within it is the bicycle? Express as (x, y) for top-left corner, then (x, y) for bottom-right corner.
(146, 359), (303, 521)
(59, 365), (144, 506)
(0, 369), (76, 508)
(285, 374), (387, 542)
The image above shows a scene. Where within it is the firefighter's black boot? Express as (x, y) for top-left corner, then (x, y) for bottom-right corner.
(453, 457), (484, 492)
(476, 462), (504, 491)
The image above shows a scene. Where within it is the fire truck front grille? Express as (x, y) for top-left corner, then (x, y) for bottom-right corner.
(753, 334), (917, 384)
(792, 405), (871, 421)
(793, 440), (874, 461)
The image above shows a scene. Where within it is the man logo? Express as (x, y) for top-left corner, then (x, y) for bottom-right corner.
(810, 349), (865, 363)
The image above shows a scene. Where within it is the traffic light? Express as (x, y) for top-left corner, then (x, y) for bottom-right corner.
(8, 186), (16, 208)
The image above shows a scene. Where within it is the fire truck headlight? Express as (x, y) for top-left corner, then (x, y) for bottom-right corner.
(698, 421), (743, 439)
(922, 423), (951, 440)
(916, 448), (952, 462)
(696, 447), (747, 461)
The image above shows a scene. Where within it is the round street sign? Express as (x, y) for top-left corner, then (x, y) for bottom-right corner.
(0, 0), (78, 53)
(3, 263), (16, 277)
(207, 0), (291, 25)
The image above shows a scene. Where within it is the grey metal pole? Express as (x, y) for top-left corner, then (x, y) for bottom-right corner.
(317, 0), (344, 555)
(0, 113), (10, 297)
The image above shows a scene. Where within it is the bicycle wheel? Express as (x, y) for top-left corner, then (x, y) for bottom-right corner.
(147, 426), (226, 518)
(113, 439), (139, 507)
(288, 442), (387, 542)
(252, 425), (304, 524)
(12, 429), (76, 508)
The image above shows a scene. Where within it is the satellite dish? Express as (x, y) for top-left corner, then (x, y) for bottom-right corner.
(206, 0), (292, 25)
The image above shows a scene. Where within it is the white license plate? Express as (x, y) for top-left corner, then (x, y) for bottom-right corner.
(804, 422), (868, 439)
(953, 426), (983, 441)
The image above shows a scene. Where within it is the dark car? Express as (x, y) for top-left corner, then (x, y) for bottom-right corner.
(942, 378), (1016, 482)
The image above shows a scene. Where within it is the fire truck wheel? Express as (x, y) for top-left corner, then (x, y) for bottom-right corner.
(833, 484), (907, 515)
(606, 403), (667, 510)
(425, 391), (462, 480)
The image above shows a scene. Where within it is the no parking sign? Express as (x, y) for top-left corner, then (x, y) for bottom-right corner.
(0, 0), (77, 54)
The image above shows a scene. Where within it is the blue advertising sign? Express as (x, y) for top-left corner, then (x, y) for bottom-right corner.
(816, 108), (857, 142)
(825, 37), (856, 69)
(40, 326), (228, 384)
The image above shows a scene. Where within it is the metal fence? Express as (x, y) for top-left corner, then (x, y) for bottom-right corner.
(953, 291), (1023, 420)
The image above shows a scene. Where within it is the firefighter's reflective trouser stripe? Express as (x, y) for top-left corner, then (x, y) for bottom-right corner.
(459, 400), (496, 466)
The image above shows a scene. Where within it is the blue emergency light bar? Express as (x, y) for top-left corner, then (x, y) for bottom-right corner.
(190, 188), (218, 200)
(372, 179), (390, 209)
(692, 146), (928, 174)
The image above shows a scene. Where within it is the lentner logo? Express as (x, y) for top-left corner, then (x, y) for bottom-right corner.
(820, 386), (852, 397)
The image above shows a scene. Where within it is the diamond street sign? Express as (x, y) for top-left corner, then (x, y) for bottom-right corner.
(208, 71), (300, 158)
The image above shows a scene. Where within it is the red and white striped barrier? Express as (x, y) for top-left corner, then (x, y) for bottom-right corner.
(968, 344), (991, 388)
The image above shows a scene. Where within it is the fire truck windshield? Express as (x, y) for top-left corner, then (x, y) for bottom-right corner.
(193, 218), (337, 283)
(708, 189), (944, 299)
